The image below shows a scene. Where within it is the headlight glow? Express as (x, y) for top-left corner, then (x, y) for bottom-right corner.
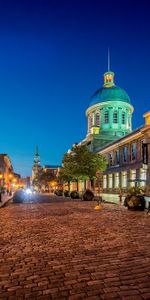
(26, 188), (32, 194)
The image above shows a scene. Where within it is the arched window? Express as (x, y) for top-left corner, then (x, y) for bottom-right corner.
(122, 112), (126, 124)
(104, 111), (109, 124)
(96, 112), (100, 127)
(106, 74), (109, 83)
(113, 111), (118, 123)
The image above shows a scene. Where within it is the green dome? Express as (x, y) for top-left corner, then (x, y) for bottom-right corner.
(89, 85), (130, 107)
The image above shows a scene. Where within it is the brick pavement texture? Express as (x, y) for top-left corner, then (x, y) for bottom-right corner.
(0, 196), (150, 300)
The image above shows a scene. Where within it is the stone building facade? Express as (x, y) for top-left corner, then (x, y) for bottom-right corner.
(99, 114), (150, 197)
(0, 154), (14, 190)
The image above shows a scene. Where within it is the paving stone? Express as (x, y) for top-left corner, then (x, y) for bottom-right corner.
(0, 196), (150, 299)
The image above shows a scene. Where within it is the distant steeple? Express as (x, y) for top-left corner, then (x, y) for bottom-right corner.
(103, 49), (115, 88)
(36, 146), (39, 156)
(34, 146), (41, 165)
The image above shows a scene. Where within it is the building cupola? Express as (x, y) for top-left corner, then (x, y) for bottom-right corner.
(103, 71), (115, 88)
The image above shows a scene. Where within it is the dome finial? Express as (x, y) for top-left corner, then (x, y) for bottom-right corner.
(103, 49), (115, 87)
(108, 47), (110, 72)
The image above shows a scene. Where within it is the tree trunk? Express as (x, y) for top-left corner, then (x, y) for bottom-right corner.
(91, 179), (94, 191)
(84, 180), (86, 192)
(68, 181), (70, 192)
(76, 179), (78, 192)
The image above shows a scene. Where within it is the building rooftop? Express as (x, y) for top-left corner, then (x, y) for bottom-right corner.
(44, 165), (61, 169)
(89, 85), (131, 107)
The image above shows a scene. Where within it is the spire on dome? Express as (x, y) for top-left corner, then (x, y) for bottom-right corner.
(108, 47), (110, 71)
(103, 49), (115, 87)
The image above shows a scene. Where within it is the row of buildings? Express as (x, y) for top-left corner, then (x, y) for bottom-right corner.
(68, 63), (150, 199)
(0, 154), (22, 192)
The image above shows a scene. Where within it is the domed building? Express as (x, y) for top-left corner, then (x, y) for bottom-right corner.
(66, 63), (150, 200)
(85, 69), (134, 151)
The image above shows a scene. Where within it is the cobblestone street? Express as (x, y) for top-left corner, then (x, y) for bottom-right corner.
(0, 195), (150, 300)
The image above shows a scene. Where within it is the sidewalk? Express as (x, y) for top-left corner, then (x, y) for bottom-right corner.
(0, 193), (12, 208)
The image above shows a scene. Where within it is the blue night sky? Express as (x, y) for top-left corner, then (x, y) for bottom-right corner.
(0, 0), (150, 176)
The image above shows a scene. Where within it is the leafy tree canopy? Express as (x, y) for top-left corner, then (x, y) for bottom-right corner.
(61, 144), (107, 181)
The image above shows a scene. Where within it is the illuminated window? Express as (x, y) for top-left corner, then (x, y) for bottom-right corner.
(123, 146), (128, 162)
(104, 111), (109, 123)
(122, 171), (127, 188)
(103, 175), (107, 188)
(113, 111), (118, 123)
(108, 174), (113, 188)
(130, 169), (136, 187)
(122, 112), (125, 124)
(114, 173), (119, 188)
(131, 143), (136, 160)
(96, 112), (100, 127)
(109, 75), (112, 82)
(140, 168), (147, 187)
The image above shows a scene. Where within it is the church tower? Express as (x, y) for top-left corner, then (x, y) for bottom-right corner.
(32, 147), (42, 181)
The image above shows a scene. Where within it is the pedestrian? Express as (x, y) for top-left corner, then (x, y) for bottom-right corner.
(0, 191), (1, 202)
(147, 202), (150, 214)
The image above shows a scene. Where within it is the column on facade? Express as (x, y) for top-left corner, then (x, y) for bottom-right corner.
(126, 169), (130, 189)
(86, 179), (91, 190)
(119, 172), (122, 190)
(135, 169), (139, 187)
(78, 180), (85, 193)
(113, 172), (120, 191)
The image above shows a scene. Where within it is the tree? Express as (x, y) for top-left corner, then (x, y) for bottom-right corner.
(58, 170), (73, 192)
(38, 172), (57, 191)
(61, 145), (107, 191)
